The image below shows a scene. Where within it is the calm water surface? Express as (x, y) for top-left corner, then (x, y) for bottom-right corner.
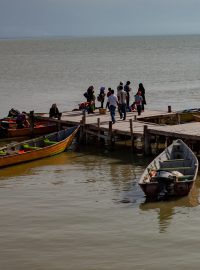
(0, 35), (200, 115)
(0, 143), (200, 270)
(1, 35), (200, 269)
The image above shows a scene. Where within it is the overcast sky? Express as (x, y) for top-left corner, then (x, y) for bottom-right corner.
(0, 0), (200, 38)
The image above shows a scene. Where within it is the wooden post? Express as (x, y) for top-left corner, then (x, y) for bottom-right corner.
(168, 105), (172, 113)
(79, 110), (87, 144)
(155, 135), (159, 155)
(134, 115), (137, 121)
(82, 110), (86, 125)
(108, 121), (113, 146)
(79, 119), (83, 143)
(129, 119), (134, 151)
(144, 125), (150, 155)
(29, 110), (35, 137)
(97, 117), (100, 142)
(176, 113), (180, 124)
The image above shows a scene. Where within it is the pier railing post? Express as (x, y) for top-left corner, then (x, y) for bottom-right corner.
(144, 125), (150, 155)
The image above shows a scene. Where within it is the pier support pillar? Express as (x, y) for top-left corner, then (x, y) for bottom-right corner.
(168, 105), (172, 113)
(79, 111), (87, 143)
(107, 121), (114, 148)
(129, 119), (134, 151)
(97, 118), (100, 142)
(144, 125), (150, 155)
(176, 113), (181, 124)
(29, 110), (35, 137)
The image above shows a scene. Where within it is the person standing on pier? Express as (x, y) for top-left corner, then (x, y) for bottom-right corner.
(106, 87), (112, 110)
(117, 85), (127, 120)
(138, 83), (146, 111)
(117, 81), (123, 94)
(107, 89), (118, 124)
(85, 85), (96, 113)
(98, 86), (106, 108)
(134, 91), (143, 116)
(124, 81), (131, 111)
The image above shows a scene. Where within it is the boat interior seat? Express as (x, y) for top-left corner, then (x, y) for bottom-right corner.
(163, 158), (185, 162)
(0, 149), (7, 155)
(43, 138), (57, 146)
(160, 159), (191, 168)
(22, 144), (41, 150)
(177, 175), (194, 181)
(158, 166), (194, 175)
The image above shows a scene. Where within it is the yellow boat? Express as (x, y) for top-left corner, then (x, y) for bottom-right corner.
(0, 126), (79, 168)
(193, 114), (200, 122)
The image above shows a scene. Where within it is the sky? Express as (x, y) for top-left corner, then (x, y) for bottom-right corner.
(0, 0), (200, 38)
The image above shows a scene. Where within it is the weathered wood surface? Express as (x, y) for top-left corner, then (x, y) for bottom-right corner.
(39, 109), (200, 140)
(148, 122), (200, 140)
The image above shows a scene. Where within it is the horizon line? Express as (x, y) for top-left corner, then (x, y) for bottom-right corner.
(0, 33), (200, 41)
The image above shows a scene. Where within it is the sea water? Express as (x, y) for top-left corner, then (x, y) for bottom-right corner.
(0, 35), (200, 270)
(0, 35), (200, 116)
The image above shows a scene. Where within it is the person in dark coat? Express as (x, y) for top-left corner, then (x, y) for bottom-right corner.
(84, 86), (96, 113)
(49, 104), (61, 119)
(98, 87), (106, 108)
(138, 83), (146, 111)
(124, 81), (131, 110)
(16, 112), (30, 128)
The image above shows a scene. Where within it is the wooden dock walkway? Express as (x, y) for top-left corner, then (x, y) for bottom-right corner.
(38, 108), (200, 155)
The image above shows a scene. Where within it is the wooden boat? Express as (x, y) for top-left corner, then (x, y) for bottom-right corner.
(193, 114), (200, 122)
(0, 126), (79, 168)
(177, 108), (200, 123)
(0, 119), (58, 138)
(139, 139), (199, 200)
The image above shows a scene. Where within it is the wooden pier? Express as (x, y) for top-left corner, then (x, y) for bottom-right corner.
(37, 108), (200, 156)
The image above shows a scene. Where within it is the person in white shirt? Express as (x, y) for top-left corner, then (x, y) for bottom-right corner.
(117, 85), (127, 120)
(107, 89), (118, 124)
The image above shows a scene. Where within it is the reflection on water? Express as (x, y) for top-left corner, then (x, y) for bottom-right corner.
(139, 178), (200, 233)
(0, 151), (78, 179)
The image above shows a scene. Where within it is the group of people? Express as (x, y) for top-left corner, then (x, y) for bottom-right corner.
(48, 82), (147, 125)
(6, 105), (61, 129)
(5, 82), (146, 131)
(83, 81), (147, 124)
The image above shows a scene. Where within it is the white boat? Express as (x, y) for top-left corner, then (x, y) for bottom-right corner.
(139, 139), (199, 200)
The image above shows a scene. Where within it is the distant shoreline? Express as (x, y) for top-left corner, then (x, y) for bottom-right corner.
(1, 33), (200, 41)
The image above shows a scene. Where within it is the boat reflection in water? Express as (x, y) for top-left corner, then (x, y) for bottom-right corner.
(139, 177), (200, 233)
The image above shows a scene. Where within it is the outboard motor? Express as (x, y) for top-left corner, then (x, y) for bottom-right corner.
(156, 170), (176, 200)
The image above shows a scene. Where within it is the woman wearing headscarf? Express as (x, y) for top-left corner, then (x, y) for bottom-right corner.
(138, 83), (146, 111)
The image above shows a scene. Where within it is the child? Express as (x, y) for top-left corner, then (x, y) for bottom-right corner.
(134, 91), (143, 116)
